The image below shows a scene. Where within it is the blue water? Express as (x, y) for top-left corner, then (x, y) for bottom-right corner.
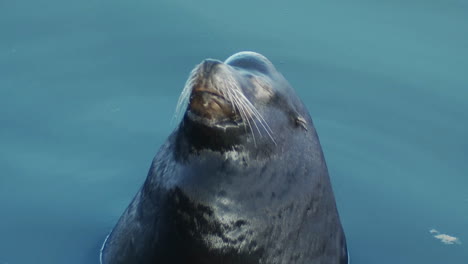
(1, 0), (467, 263)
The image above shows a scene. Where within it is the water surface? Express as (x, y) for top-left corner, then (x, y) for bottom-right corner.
(1, 0), (467, 263)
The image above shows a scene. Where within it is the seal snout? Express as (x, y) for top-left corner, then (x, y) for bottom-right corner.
(187, 60), (239, 125)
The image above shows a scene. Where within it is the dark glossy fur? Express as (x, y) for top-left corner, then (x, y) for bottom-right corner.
(101, 52), (348, 264)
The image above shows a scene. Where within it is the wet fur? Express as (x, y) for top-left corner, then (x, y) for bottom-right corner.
(101, 52), (348, 264)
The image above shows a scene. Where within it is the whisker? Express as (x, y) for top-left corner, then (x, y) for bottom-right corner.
(222, 72), (276, 145)
(224, 84), (249, 135)
(220, 78), (237, 114)
(231, 90), (262, 137)
(220, 74), (257, 143)
(232, 89), (276, 145)
(173, 66), (200, 124)
(230, 89), (257, 146)
(247, 101), (276, 139)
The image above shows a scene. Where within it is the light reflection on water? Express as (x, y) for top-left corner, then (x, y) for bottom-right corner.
(1, 0), (467, 263)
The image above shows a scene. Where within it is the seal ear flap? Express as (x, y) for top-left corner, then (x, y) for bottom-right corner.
(295, 115), (308, 131)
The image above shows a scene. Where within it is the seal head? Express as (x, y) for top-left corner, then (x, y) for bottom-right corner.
(101, 52), (348, 264)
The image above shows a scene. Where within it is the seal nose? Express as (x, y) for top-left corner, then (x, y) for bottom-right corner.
(202, 59), (222, 75)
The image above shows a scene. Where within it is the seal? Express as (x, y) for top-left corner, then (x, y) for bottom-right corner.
(100, 51), (348, 264)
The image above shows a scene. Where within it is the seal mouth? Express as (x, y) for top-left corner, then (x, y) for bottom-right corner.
(188, 88), (241, 128)
(186, 61), (242, 128)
